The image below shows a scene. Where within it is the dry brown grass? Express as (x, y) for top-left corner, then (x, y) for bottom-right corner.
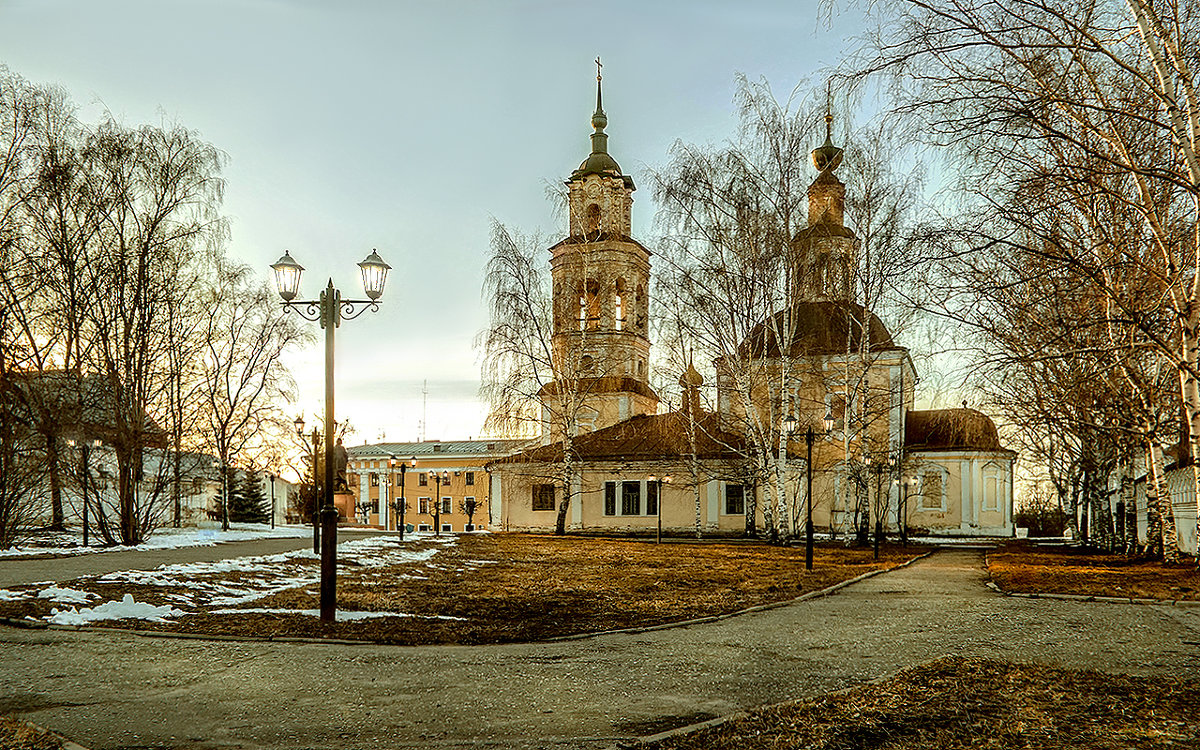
(988, 541), (1200, 601)
(0, 717), (64, 750)
(644, 657), (1200, 750)
(0, 533), (917, 644)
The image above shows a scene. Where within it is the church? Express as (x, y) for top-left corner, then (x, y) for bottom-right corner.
(487, 70), (1015, 539)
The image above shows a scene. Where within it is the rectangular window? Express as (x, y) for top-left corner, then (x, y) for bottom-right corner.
(417, 523), (431, 532)
(604, 481), (616, 516)
(922, 472), (943, 510)
(621, 481), (640, 515)
(418, 473), (427, 486)
(532, 483), (556, 511)
(418, 497), (430, 515)
(465, 471), (475, 486)
(441, 524), (453, 533)
(370, 474), (379, 487)
(984, 474), (999, 512)
(646, 480), (659, 516)
(396, 473), (403, 486)
(724, 484), (745, 515)
(441, 497), (452, 514)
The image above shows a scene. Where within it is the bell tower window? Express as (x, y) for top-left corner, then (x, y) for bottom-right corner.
(584, 203), (601, 234)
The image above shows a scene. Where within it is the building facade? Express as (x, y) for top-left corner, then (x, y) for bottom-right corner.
(346, 440), (526, 532)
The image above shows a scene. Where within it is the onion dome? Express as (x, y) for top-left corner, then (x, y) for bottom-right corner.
(811, 112), (843, 173)
(679, 361), (704, 389)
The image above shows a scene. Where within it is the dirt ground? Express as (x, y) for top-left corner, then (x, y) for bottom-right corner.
(0, 533), (916, 644)
(644, 656), (1200, 750)
(987, 541), (1200, 601)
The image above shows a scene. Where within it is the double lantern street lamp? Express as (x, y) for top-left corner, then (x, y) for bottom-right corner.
(272, 248), (390, 623)
(429, 470), (450, 537)
(784, 408), (834, 572)
(389, 455), (416, 542)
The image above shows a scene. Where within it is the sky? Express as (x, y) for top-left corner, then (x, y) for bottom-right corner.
(0, 0), (875, 445)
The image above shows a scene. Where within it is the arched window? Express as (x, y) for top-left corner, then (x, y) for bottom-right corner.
(581, 354), (594, 372)
(614, 278), (626, 331)
(584, 203), (601, 234)
(635, 284), (646, 330)
(583, 279), (601, 329)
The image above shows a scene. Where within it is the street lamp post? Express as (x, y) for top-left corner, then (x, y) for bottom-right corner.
(802, 409), (835, 571)
(868, 454), (895, 561)
(66, 438), (101, 548)
(269, 473), (276, 529)
(273, 248), (390, 623)
(294, 416), (322, 554)
(390, 455), (415, 542)
(899, 474), (916, 547)
(429, 470), (449, 537)
(648, 474), (671, 544)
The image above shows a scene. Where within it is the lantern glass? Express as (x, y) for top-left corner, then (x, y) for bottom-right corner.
(293, 415), (305, 436)
(358, 249), (390, 301)
(271, 251), (305, 302)
(822, 408), (834, 433)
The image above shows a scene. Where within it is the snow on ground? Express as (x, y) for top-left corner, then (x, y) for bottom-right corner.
(0, 523), (310, 558)
(14, 531), (460, 626)
(48, 593), (185, 625)
(37, 586), (94, 604)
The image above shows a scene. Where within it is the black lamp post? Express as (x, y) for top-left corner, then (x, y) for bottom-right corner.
(802, 408), (835, 571)
(648, 474), (671, 544)
(66, 438), (101, 548)
(390, 455), (415, 542)
(867, 453), (895, 561)
(294, 416), (322, 555)
(273, 248), (390, 623)
(429, 469), (449, 536)
(897, 473), (916, 547)
(269, 472), (276, 529)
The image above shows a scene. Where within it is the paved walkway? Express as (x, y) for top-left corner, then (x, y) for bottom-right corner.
(0, 529), (383, 587)
(1, 548), (1197, 749)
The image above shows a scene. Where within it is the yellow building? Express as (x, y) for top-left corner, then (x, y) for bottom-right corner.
(488, 72), (1015, 538)
(347, 440), (525, 532)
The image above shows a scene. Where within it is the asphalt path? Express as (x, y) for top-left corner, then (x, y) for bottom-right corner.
(0, 529), (384, 588)
(1, 548), (1197, 750)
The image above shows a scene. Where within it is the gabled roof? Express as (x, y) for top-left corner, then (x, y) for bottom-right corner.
(491, 411), (745, 465)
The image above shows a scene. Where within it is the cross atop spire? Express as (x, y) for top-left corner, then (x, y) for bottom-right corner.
(592, 56), (607, 133)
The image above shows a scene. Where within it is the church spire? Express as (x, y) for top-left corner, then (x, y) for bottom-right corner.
(811, 83), (844, 173)
(571, 57), (626, 182)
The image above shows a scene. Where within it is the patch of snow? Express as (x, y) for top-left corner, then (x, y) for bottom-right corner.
(206, 607), (467, 621)
(0, 589), (30, 601)
(47, 594), (185, 625)
(37, 586), (94, 604)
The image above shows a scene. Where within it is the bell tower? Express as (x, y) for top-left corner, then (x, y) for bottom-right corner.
(544, 60), (658, 436)
(791, 106), (859, 302)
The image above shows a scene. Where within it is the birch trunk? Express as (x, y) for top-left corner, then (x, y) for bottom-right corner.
(1145, 440), (1180, 562)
